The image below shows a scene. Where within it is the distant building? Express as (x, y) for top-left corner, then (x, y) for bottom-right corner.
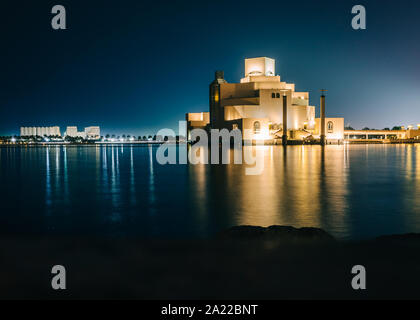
(64, 126), (80, 137)
(65, 126), (100, 140)
(20, 126), (61, 137)
(344, 129), (420, 140)
(84, 126), (100, 140)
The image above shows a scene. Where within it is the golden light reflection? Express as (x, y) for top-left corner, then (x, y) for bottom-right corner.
(187, 144), (209, 232)
(403, 144), (420, 229)
(187, 145), (351, 236)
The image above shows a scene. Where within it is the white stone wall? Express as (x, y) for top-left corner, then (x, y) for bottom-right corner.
(315, 118), (344, 140)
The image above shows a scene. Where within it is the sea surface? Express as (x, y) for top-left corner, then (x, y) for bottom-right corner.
(1, 144), (420, 240)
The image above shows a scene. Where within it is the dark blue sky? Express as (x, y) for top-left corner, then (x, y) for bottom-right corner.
(1, 0), (420, 136)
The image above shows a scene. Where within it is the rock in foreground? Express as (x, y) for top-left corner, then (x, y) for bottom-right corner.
(219, 225), (335, 243)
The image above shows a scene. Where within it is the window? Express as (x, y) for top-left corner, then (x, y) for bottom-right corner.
(276, 93), (280, 98)
(327, 121), (334, 133)
(214, 90), (219, 102)
(271, 93), (276, 98)
(253, 121), (261, 134)
(232, 124), (238, 130)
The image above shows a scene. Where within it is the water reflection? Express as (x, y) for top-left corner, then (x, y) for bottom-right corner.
(403, 144), (420, 230)
(45, 147), (52, 216)
(4, 144), (420, 239)
(187, 145), (352, 237)
(63, 146), (69, 203)
(55, 146), (60, 192)
(187, 146), (208, 233)
(111, 146), (121, 222)
(95, 146), (100, 185)
(102, 145), (108, 190)
(130, 146), (136, 206)
(148, 145), (156, 215)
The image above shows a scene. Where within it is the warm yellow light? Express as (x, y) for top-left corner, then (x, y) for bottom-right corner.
(214, 91), (219, 102)
(253, 133), (271, 141)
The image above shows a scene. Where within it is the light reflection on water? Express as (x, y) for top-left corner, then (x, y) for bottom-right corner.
(187, 145), (352, 238)
(0, 144), (420, 239)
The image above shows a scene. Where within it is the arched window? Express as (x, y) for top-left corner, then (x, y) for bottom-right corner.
(271, 92), (276, 98)
(276, 93), (280, 98)
(253, 121), (261, 134)
(327, 121), (334, 133)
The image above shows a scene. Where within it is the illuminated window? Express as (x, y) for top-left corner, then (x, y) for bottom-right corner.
(232, 124), (238, 130)
(271, 93), (275, 98)
(253, 121), (261, 134)
(214, 90), (219, 102)
(327, 121), (333, 133)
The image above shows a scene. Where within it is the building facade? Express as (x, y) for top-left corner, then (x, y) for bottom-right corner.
(84, 126), (101, 140)
(314, 118), (345, 142)
(20, 126), (61, 137)
(64, 126), (101, 139)
(344, 129), (420, 140)
(186, 57), (344, 143)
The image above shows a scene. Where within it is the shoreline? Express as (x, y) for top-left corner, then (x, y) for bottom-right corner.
(1, 139), (420, 147)
(0, 141), (173, 147)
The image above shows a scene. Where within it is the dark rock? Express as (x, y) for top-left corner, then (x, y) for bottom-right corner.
(219, 225), (335, 243)
(219, 225), (266, 239)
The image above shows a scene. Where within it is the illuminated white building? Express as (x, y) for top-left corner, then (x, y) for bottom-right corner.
(64, 126), (80, 137)
(84, 126), (100, 140)
(186, 57), (344, 142)
(20, 126), (61, 137)
(65, 126), (100, 140)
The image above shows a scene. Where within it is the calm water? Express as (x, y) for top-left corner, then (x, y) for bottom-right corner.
(1, 144), (420, 240)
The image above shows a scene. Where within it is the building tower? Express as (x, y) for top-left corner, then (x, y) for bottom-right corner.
(209, 71), (227, 129)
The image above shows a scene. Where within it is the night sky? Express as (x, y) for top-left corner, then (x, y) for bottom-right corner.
(1, 0), (420, 136)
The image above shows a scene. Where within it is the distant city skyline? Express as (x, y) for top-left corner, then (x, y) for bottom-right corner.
(1, 0), (420, 136)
